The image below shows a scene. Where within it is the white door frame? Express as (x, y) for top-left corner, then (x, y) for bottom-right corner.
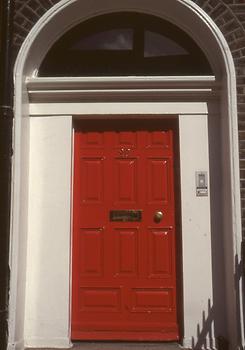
(9, 1), (243, 349)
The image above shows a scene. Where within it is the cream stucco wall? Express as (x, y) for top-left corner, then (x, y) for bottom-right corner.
(25, 116), (72, 348)
(179, 115), (213, 348)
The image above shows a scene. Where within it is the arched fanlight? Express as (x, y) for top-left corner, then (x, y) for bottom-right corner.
(39, 12), (213, 76)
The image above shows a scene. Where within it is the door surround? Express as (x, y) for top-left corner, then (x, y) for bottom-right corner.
(9, 0), (243, 349)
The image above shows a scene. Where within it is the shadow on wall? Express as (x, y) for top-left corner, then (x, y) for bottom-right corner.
(190, 251), (245, 350)
(190, 111), (244, 350)
(203, 111), (228, 350)
(235, 251), (245, 350)
(191, 299), (229, 350)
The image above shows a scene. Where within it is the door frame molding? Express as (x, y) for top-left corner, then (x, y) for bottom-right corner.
(26, 76), (219, 103)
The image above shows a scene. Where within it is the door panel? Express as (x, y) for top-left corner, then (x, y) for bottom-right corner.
(79, 228), (104, 277)
(114, 228), (138, 276)
(72, 119), (179, 341)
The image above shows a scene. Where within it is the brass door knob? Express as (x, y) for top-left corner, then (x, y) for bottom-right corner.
(154, 211), (163, 223)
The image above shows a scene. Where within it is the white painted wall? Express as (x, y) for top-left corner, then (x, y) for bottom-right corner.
(179, 115), (213, 349)
(24, 116), (72, 348)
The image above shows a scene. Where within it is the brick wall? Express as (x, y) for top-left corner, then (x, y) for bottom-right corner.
(13, 0), (245, 237)
(14, 0), (59, 50)
(193, 2), (245, 237)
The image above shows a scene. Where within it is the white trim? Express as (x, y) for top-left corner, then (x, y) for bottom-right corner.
(29, 102), (209, 116)
(28, 90), (217, 103)
(9, 0), (243, 349)
(26, 76), (217, 88)
(27, 76), (219, 103)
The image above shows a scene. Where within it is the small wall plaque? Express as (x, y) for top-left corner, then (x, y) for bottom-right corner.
(196, 171), (208, 197)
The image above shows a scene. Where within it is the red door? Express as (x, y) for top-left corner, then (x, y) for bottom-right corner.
(72, 119), (179, 341)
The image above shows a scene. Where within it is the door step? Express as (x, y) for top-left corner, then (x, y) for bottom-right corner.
(26, 342), (185, 350)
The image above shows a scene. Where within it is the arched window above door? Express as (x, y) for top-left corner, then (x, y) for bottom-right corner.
(39, 12), (213, 76)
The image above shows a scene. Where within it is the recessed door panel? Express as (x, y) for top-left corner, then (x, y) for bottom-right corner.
(114, 228), (138, 276)
(117, 131), (137, 148)
(79, 228), (104, 277)
(114, 159), (137, 204)
(79, 288), (121, 312)
(130, 288), (174, 313)
(72, 120), (179, 341)
(81, 131), (104, 148)
(147, 159), (171, 204)
(148, 130), (171, 149)
(148, 228), (173, 278)
(80, 158), (104, 203)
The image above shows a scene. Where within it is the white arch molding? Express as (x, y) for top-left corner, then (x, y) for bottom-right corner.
(9, 0), (244, 349)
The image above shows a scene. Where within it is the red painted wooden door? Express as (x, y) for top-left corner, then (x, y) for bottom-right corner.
(72, 120), (179, 341)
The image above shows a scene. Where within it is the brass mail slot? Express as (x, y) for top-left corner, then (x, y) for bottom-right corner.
(110, 210), (142, 222)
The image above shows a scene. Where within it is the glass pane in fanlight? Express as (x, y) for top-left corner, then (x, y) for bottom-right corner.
(144, 30), (188, 57)
(71, 29), (133, 51)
